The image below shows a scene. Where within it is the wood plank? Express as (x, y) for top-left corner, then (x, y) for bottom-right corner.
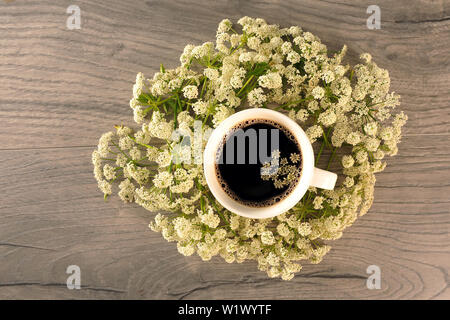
(0, 134), (448, 299)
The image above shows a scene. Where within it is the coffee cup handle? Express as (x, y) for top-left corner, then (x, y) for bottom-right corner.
(310, 167), (337, 190)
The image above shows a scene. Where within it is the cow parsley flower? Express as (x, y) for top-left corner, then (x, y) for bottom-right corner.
(342, 155), (355, 168)
(248, 88), (267, 107)
(182, 85), (198, 99)
(93, 17), (406, 282)
(312, 86), (325, 99)
(261, 231), (275, 245)
(258, 72), (282, 89)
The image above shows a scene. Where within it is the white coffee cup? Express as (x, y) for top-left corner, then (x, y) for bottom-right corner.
(203, 108), (337, 219)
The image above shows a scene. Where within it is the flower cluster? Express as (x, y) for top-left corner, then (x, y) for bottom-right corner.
(261, 150), (301, 189)
(92, 17), (407, 280)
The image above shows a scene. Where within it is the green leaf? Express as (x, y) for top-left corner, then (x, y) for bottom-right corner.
(248, 62), (270, 77)
(137, 94), (148, 104)
(379, 144), (390, 151)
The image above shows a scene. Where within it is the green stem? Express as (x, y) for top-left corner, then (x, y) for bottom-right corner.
(111, 140), (130, 160)
(321, 125), (332, 149)
(110, 171), (124, 183)
(277, 96), (312, 110)
(315, 142), (325, 166)
(200, 77), (208, 98)
(127, 135), (161, 151)
(237, 75), (254, 96)
(326, 148), (337, 170)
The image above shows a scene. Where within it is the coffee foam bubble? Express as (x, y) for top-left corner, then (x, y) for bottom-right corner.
(214, 118), (302, 208)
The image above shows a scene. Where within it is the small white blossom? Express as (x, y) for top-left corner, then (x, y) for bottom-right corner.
(182, 85), (198, 99)
(346, 132), (361, 145)
(312, 86), (325, 99)
(258, 72), (282, 89)
(248, 88), (267, 107)
(260, 231), (275, 245)
(298, 222), (312, 236)
(153, 171), (173, 188)
(342, 155), (355, 168)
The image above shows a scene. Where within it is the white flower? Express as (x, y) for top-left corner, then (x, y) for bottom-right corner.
(296, 109), (309, 122)
(346, 132), (361, 145)
(364, 122), (378, 136)
(134, 130), (151, 144)
(260, 231), (275, 245)
(230, 68), (246, 89)
(177, 243), (195, 256)
(312, 196), (323, 210)
(342, 155), (355, 168)
(318, 109), (337, 126)
(306, 125), (322, 143)
(116, 126), (132, 137)
(281, 42), (292, 55)
(343, 176), (354, 188)
(129, 147), (141, 161)
(151, 80), (169, 96)
(212, 105), (233, 127)
(266, 252), (280, 266)
(118, 179), (135, 202)
(365, 136), (380, 152)
(230, 215), (240, 230)
(380, 127), (394, 141)
(126, 163), (150, 185)
(286, 51), (301, 64)
(119, 136), (134, 150)
(98, 180), (112, 195)
(116, 153), (127, 167)
(204, 68), (219, 81)
(230, 34), (241, 48)
(103, 164), (116, 180)
(182, 85), (198, 99)
(200, 209), (221, 228)
(360, 52), (372, 63)
(133, 72), (145, 99)
(321, 70), (335, 83)
(298, 222), (312, 236)
(153, 171), (173, 188)
(133, 106), (146, 124)
(129, 98), (139, 109)
(247, 37), (261, 50)
(97, 131), (114, 156)
(248, 88), (267, 107)
(355, 150), (368, 163)
(312, 86), (325, 99)
(172, 217), (192, 239)
(307, 100), (319, 112)
(239, 52), (254, 63)
(218, 19), (232, 32)
(258, 72), (283, 89)
(276, 223), (290, 237)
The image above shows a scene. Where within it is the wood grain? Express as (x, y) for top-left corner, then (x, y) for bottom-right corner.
(0, 0), (449, 299)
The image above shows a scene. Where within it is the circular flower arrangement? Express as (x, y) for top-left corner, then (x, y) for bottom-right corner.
(92, 17), (407, 280)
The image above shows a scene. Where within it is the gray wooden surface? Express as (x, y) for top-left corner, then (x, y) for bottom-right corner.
(0, 0), (449, 300)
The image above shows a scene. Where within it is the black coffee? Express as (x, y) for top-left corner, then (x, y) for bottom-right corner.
(215, 119), (302, 207)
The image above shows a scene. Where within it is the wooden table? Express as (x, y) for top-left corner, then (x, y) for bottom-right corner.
(0, 0), (449, 299)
